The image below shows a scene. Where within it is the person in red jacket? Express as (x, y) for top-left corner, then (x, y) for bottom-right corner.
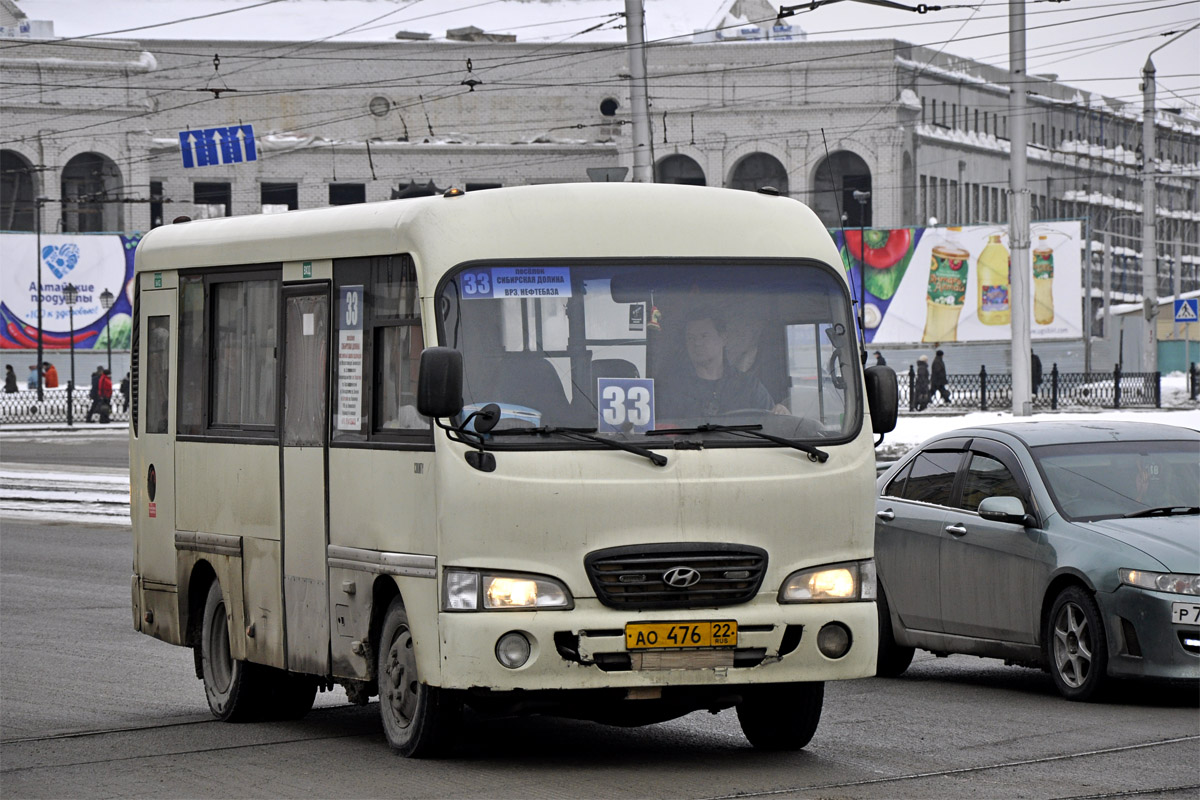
(42, 362), (59, 388)
(98, 368), (113, 423)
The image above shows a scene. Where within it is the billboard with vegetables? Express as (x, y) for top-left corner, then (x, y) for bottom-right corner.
(0, 233), (138, 352)
(830, 220), (1082, 344)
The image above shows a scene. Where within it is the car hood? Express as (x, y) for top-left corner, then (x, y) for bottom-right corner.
(1080, 515), (1200, 571)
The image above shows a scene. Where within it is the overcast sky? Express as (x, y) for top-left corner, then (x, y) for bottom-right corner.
(14, 0), (1200, 115)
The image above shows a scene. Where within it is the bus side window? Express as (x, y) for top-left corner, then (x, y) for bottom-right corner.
(146, 316), (170, 434)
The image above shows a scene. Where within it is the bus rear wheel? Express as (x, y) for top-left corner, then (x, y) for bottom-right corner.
(737, 682), (824, 750)
(377, 597), (461, 757)
(200, 580), (265, 721)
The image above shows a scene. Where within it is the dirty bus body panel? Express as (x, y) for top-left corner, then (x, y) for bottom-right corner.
(130, 183), (891, 755)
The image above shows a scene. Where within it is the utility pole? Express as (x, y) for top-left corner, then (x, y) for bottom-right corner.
(1009, 0), (1032, 416)
(1139, 21), (1199, 372)
(624, 0), (653, 182)
(1141, 55), (1158, 373)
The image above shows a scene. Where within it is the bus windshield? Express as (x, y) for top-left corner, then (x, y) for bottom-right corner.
(438, 260), (861, 446)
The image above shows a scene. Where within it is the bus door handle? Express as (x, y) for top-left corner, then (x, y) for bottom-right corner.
(876, 509), (895, 522)
(945, 523), (968, 537)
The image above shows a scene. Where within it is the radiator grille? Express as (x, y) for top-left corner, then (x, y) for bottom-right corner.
(585, 543), (767, 610)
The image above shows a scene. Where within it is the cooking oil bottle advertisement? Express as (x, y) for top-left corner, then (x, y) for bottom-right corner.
(833, 220), (1081, 344)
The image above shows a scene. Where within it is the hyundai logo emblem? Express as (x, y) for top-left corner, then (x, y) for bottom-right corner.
(663, 566), (701, 588)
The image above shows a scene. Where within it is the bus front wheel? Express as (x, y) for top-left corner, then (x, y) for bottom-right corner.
(737, 682), (824, 750)
(200, 579), (264, 722)
(377, 597), (461, 757)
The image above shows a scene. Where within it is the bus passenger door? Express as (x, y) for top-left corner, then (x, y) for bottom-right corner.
(280, 286), (331, 675)
(132, 284), (178, 618)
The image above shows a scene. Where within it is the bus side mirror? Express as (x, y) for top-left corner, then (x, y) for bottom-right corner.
(417, 347), (464, 418)
(864, 365), (898, 434)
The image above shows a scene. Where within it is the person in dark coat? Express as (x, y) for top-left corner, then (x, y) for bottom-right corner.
(931, 349), (950, 404)
(1031, 351), (1043, 396)
(4, 364), (17, 393)
(85, 365), (104, 422)
(914, 355), (931, 411)
(873, 350), (887, 366)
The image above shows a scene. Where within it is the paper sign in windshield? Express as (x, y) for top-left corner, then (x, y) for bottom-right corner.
(460, 267), (572, 299)
(597, 378), (655, 434)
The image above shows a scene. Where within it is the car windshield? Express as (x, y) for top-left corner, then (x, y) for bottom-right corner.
(1033, 439), (1200, 521)
(437, 260), (860, 448)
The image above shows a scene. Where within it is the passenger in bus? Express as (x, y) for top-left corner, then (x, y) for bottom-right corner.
(658, 310), (775, 419)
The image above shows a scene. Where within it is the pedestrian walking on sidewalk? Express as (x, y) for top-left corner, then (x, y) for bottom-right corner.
(98, 368), (113, 423)
(86, 365), (104, 422)
(915, 355), (931, 411)
(931, 350), (950, 404)
(4, 364), (17, 393)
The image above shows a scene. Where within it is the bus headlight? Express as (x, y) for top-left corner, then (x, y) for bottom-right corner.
(778, 560), (876, 603)
(443, 569), (573, 611)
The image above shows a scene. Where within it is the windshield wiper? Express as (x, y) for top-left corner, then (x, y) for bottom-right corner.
(1122, 505), (1200, 519)
(490, 426), (667, 467)
(646, 423), (829, 463)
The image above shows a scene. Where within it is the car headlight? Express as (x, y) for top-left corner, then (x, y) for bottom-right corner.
(779, 559), (877, 603)
(1119, 568), (1200, 596)
(443, 569), (573, 611)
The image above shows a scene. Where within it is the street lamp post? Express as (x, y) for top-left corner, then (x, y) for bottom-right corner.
(33, 195), (49, 402)
(63, 283), (78, 396)
(100, 288), (114, 374)
(852, 190), (871, 335)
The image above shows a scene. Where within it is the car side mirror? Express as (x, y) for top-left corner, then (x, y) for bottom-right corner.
(978, 496), (1032, 526)
(417, 347), (464, 418)
(864, 365), (898, 434)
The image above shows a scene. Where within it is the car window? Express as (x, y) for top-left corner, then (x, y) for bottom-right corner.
(898, 450), (962, 506)
(882, 460), (912, 498)
(959, 453), (1023, 513)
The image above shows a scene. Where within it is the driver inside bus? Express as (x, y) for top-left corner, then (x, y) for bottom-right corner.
(658, 309), (780, 419)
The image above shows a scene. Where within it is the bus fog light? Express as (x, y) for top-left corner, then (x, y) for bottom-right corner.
(496, 632), (532, 669)
(816, 623), (851, 659)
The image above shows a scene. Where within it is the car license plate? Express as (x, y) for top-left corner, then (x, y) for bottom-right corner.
(1171, 602), (1200, 625)
(625, 621), (737, 650)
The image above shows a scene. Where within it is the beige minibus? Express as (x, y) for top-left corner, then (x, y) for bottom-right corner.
(129, 182), (897, 756)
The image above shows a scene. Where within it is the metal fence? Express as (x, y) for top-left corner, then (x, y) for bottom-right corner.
(0, 383), (130, 425)
(897, 363), (1187, 412)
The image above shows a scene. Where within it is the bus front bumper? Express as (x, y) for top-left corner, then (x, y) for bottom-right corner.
(436, 598), (878, 691)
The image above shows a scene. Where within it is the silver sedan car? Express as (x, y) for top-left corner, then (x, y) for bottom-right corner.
(875, 420), (1199, 700)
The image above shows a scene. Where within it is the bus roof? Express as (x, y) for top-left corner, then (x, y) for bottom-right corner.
(133, 183), (843, 280)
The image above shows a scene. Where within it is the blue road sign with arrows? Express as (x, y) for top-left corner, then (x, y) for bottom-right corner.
(1174, 298), (1198, 323)
(179, 125), (257, 168)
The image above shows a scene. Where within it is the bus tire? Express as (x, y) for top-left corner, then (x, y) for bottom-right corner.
(876, 587), (915, 678)
(260, 669), (318, 720)
(737, 682), (823, 751)
(377, 597), (461, 757)
(200, 579), (264, 722)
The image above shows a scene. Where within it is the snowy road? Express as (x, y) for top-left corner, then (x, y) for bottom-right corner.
(0, 463), (130, 526)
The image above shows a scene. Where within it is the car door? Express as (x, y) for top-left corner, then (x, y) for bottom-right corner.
(938, 439), (1048, 643)
(876, 444), (968, 634)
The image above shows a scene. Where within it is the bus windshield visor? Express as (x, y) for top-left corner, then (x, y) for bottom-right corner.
(438, 261), (861, 446)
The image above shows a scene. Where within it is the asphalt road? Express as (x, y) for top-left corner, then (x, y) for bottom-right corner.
(1, 431), (1197, 798)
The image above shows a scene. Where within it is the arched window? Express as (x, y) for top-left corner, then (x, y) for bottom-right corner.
(61, 152), (124, 232)
(1, 150), (36, 232)
(810, 151), (873, 229)
(657, 153), (700, 185)
(728, 152), (788, 195)
(656, 154), (705, 186)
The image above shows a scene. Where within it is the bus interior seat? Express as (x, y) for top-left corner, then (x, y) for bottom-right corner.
(590, 358), (640, 380)
(489, 353), (573, 424)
